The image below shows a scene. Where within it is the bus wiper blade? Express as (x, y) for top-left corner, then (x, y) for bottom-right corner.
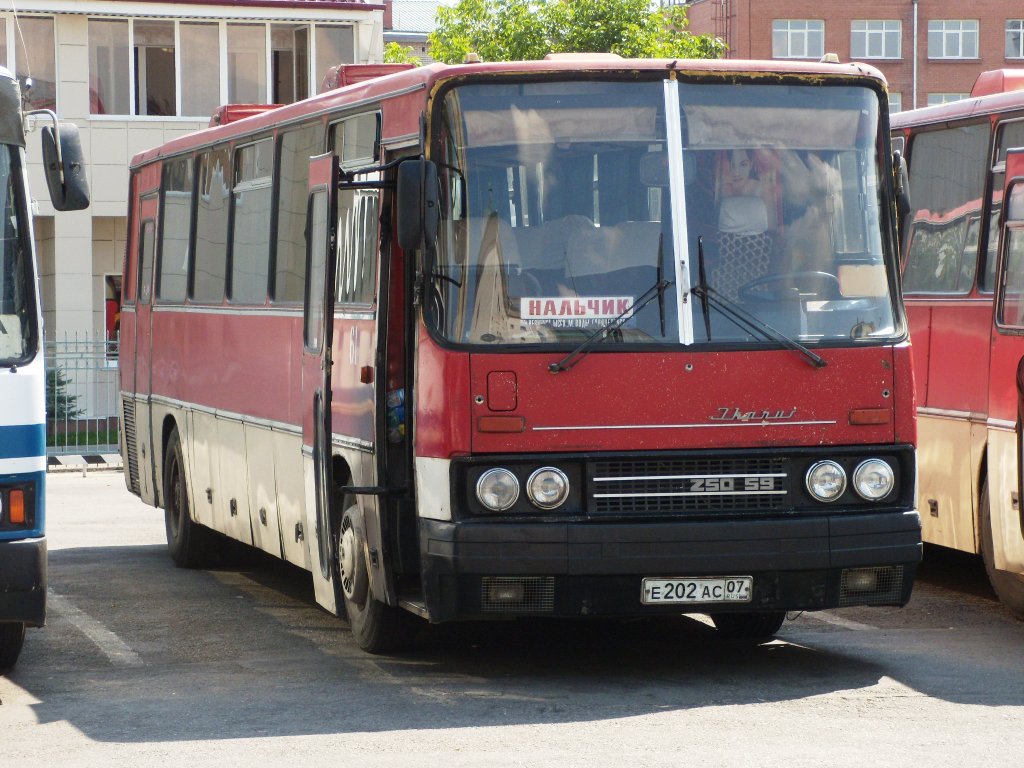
(549, 280), (672, 374)
(696, 235), (712, 340)
(690, 283), (827, 369)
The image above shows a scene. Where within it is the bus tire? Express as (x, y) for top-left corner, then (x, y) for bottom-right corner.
(980, 483), (1024, 620)
(334, 504), (414, 654)
(710, 611), (786, 639)
(163, 426), (214, 569)
(0, 622), (25, 671)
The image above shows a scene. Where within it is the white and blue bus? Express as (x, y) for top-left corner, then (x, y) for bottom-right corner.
(0, 66), (88, 670)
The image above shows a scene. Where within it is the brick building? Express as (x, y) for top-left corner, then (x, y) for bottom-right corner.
(680, 0), (1024, 112)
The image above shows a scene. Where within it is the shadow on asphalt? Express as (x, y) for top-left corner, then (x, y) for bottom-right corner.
(4, 541), (1022, 742)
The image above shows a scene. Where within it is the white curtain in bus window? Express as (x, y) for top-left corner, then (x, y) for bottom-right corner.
(232, 139), (273, 304)
(315, 26), (354, 94)
(228, 24), (268, 104)
(134, 21), (175, 116)
(0, 149), (27, 361)
(998, 184), (1024, 328)
(903, 123), (989, 294)
(181, 23), (221, 118)
(14, 17), (55, 111)
(88, 19), (129, 115)
(158, 158), (192, 301)
(275, 124), (324, 302)
(193, 147), (230, 302)
(305, 190), (328, 350)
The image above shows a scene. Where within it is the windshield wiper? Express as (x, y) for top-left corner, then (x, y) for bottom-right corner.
(696, 236), (712, 340)
(690, 263), (827, 369)
(548, 279), (672, 374)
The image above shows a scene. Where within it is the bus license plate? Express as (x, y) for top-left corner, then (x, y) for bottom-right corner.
(641, 577), (753, 605)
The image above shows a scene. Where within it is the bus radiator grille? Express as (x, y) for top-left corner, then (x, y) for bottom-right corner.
(590, 457), (786, 515)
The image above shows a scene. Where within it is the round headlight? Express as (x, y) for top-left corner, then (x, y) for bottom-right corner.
(476, 468), (520, 511)
(806, 460), (847, 502)
(852, 459), (894, 500)
(527, 467), (569, 509)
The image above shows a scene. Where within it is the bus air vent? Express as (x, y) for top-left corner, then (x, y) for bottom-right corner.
(122, 399), (140, 495)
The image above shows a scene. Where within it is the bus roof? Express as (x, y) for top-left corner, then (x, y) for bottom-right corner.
(130, 56), (888, 169)
(891, 69), (1024, 130)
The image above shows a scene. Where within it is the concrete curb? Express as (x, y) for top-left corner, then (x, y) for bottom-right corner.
(47, 454), (123, 473)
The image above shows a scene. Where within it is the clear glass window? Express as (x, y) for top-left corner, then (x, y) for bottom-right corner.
(772, 20), (824, 59)
(228, 24), (267, 104)
(928, 20), (979, 59)
(231, 138), (273, 304)
(89, 19), (130, 115)
(851, 20), (901, 59)
(305, 189), (328, 350)
(0, 147), (33, 363)
(181, 23), (221, 118)
(275, 123), (324, 302)
(1008, 20), (1024, 59)
(192, 147), (230, 303)
(135, 20), (176, 116)
(15, 17), (55, 111)
(315, 26), (354, 94)
(272, 24), (309, 104)
(158, 157), (193, 302)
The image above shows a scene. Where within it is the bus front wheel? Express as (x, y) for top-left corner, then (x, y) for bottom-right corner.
(333, 504), (414, 654)
(980, 483), (1024, 620)
(0, 622), (25, 671)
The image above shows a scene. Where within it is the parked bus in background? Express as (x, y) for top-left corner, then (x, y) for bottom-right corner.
(891, 69), (1024, 619)
(0, 67), (89, 669)
(119, 56), (919, 653)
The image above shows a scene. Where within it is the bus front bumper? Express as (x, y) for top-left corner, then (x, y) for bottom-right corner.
(418, 511), (921, 622)
(0, 537), (46, 626)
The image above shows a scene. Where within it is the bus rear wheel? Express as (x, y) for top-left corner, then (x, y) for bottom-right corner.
(333, 504), (415, 654)
(710, 611), (786, 639)
(164, 426), (214, 569)
(980, 483), (1024, 620)
(0, 622), (25, 671)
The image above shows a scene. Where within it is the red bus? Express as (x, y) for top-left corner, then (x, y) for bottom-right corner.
(119, 56), (920, 652)
(892, 69), (1024, 619)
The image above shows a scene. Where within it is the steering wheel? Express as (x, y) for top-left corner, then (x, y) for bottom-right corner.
(737, 271), (842, 303)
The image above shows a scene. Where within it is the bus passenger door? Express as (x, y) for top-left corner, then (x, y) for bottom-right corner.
(987, 149), (1024, 579)
(131, 192), (159, 504)
(301, 153), (339, 609)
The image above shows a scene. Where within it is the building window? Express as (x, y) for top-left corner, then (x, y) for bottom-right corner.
(889, 92), (902, 113)
(851, 20), (901, 59)
(0, 16), (56, 111)
(772, 20), (824, 59)
(928, 20), (979, 59)
(927, 93), (969, 106)
(88, 18), (352, 117)
(1008, 20), (1024, 59)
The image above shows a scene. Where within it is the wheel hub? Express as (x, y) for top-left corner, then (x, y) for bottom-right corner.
(338, 519), (368, 604)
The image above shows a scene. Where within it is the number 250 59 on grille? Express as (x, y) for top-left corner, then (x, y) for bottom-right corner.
(641, 577), (753, 604)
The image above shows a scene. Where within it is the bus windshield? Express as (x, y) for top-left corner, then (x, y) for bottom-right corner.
(432, 79), (899, 347)
(0, 146), (33, 363)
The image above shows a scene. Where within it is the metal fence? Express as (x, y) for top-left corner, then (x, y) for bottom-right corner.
(44, 333), (120, 456)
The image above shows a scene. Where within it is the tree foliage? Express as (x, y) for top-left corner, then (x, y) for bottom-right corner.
(429, 0), (725, 65)
(383, 42), (422, 67)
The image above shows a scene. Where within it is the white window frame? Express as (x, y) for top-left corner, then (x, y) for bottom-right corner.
(1008, 20), (1024, 59)
(851, 20), (901, 60)
(928, 20), (979, 60)
(772, 19), (825, 60)
(889, 92), (902, 114)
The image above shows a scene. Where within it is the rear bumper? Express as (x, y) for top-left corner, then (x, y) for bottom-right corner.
(420, 511), (921, 621)
(0, 537), (47, 626)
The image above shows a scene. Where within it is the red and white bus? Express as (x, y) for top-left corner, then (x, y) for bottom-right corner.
(119, 56), (920, 652)
(892, 69), (1024, 619)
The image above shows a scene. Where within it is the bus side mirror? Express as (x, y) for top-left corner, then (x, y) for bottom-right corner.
(41, 122), (89, 211)
(396, 158), (438, 251)
(893, 150), (911, 254)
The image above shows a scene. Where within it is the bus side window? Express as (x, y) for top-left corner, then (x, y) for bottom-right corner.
(274, 122), (324, 303)
(902, 123), (989, 294)
(138, 218), (155, 304)
(997, 183), (1024, 327)
(157, 156), (193, 302)
(983, 120), (1024, 292)
(192, 146), (230, 303)
(231, 137), (273, 304)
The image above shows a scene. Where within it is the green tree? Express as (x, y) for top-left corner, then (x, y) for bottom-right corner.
(45, 366), (82, 421)
(429, 0), (725, 65)
(383, 41), (422, 66)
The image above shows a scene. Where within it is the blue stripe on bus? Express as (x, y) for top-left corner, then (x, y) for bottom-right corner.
(0, 423), (45, 460)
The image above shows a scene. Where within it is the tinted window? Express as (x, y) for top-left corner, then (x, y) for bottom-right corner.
(231, 138), (273, 303)
(158, 157), (193, 302)
(275, 123), (323, 302)
(192, 147), (230, 302)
